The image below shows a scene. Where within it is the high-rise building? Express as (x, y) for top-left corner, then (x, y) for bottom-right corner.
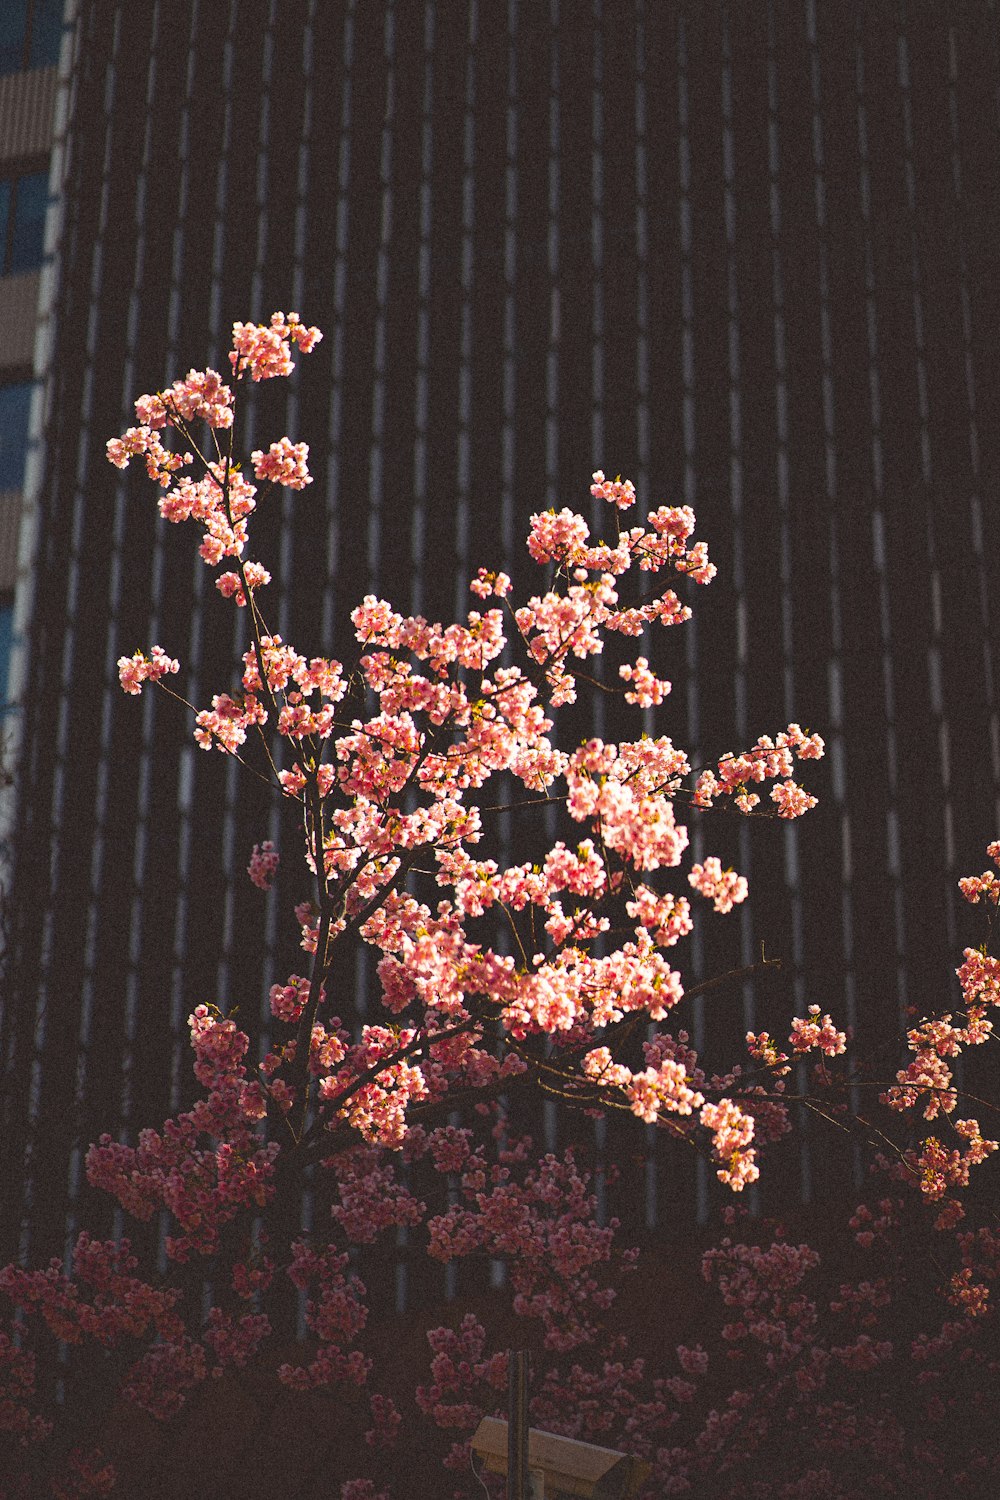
(0, 0), (62, 713)
(2, 0), (999, 1286)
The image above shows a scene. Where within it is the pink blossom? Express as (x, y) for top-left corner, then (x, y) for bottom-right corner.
(700, 1099), (758, 1190)
(770, 779), (819, 819)
(619, 655), (672, 706)
(216, 560), (271, 606)
(590, 468), (637, 509)
(688, 857), (748, 914)
(251, 437), (312, 489)
(247, 840), (279, 890)
(959, 869), (1000, 905)
(194, 691), (267, 753)
(117, 646), (179, 696)
(470, 566), (512, 598)
(788, 1006), (847, 1058)
(229, 311), (322, 381)
(269, 974), (314, 1024)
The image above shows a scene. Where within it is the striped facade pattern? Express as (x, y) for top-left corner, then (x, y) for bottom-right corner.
(0, 490), (23, 592)
(0, 64), (59, 597)
(0, 270), (43, 373)
(0, 64), (58, 165)
(2, 0), (1000, 1303)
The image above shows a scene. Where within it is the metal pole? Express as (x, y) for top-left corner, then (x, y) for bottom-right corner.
(507, 1348), (530, 1500)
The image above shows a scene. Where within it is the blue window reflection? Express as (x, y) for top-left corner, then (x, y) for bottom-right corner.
(1, 172), (48, 275)
(8, 173), (47, 272)
(28, 0), (63, 69)
(0, 596), (13, 714)
(0, 182), (10, 267)
(0, 0), (63, 76)
(0, 383), (34, 492)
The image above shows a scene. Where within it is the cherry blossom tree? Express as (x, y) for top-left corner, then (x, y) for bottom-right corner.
(3, 313), (994, 1498)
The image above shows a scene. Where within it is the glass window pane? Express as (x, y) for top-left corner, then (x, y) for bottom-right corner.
(9, 172), (48, 274)
(0, 597), (14, 713)
(0, 1), (28, 77)
(28, 0), (63, 70)
(0, 383), (33, 491)
(0, 181), (11, 274)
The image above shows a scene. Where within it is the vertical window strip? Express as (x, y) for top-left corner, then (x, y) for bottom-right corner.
(798, 2), (857, 1136)
(3, 0), (76, 1263)
(897, 15), (955, 969)
(590, 0), (604, 479)
(321, 0), (354, 648)
(250, 0), (318, 1135)
(490, 1), (517, 1292)
(675, 12), (707, 1224)
(452, 0), (477, 621)
(855, 24), (908, 1029)
(169, 0), (237, 1115)
(677, 17), (696, 515)
(260, 0), (318, 1045)
(275, 0), (312, 651)
(788, 0), (842, 1200)
(544, 0), (559, 508)
(720, 10), (744, 745)
(766, 13), (791, 679)
(399, 0), (431, 1275)
(633, 0), (649, 495)
(634, 2), (654, 736)
(207, 3), (235, 350)
(247, 0), (274, 328)
(215, 0), (278, 1029)
(291, 0), (315, 320)
(895, 21), (932, 492)
(632, 0), (658, 1233)
(677, 6), (697, 767)
(143, 0), (197, 1278)
(366, 0), (396, 590)
(164, 0), (196, 363)
(947, 28), (1000, 835)
(76, 0), (170, 1253)
(352, 0), (396, 1044)
(410, 1), (434, 620)
(720, 9), (758, 1081)
(17, 0), (123, 1269)
(501, 0), (517, 569)
(588, 0), (610, 1225)
(588, 0), (605, 748)
(243, 0), (320, 1304)
(541, 0), (560, 1157)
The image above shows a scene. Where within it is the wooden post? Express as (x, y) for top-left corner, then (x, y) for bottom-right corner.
(507, 1348), (530, 1499)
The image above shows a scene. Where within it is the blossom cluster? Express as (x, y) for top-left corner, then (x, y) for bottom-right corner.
(97, 321), (829, 1316)
(116, 645), (179, 696)
(1, 314), (844, 1494)
(247, 839), (279, 890)
(788, 1006), (848, 1058)
(229, 310), (322, 380)
(958, 840), (1000, 905)
(107, 317), (323, 653)
(688, 857), (749, 915)
(693, 725), (824, 818)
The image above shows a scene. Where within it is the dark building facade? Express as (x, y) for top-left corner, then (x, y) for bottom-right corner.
(2, 0), (1000, 1285)
(0, 0), (62, 715)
